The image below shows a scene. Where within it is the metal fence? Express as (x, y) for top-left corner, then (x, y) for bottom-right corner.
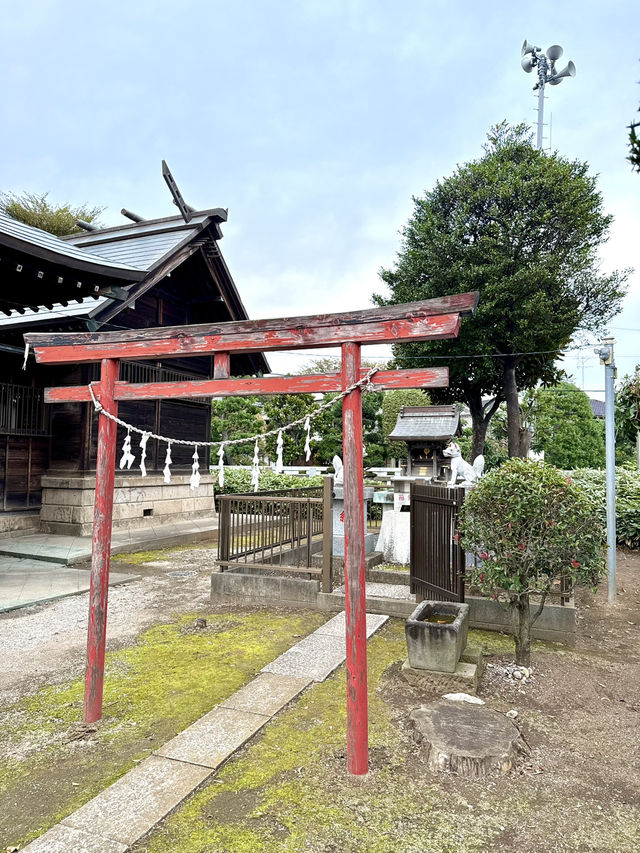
(0, 383), (47, 436)
(217, 480), (333, 592)
(410, 483), (466, 602)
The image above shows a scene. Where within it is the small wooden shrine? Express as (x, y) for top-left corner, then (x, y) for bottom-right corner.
(388, 405), (460, 479)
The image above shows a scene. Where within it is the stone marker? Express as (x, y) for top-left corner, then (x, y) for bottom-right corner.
(410, 700), (527, 777)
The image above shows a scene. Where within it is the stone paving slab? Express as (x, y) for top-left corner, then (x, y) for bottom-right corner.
(155, 706), (270, 768)
(61, 755), (211, 847)
(262, 632), (350, 681)
(220, 672), (311, 717)
(315, 610), (389, 638)
(22, 823), (128, 853)
(0, 515), (218, 566)
(0, 557), (139, 613)
(334, 581), (415, 600)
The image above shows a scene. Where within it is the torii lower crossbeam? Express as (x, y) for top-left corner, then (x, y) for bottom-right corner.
(26, 292), (477, 776)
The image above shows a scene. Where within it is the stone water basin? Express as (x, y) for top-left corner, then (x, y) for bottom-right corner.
(405, 600), (470, 673)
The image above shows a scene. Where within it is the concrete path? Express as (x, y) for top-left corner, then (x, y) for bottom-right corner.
(0, 556), (139, 614)
(22, 610), (388, 852)
(0, 515), (218, 566)
(0, 516), (217, 613)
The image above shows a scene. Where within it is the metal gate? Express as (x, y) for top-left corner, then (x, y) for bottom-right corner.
(410, 483), (466, 602)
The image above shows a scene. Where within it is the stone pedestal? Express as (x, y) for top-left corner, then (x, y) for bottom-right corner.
(375, 508), (410, 564)
(40, 473), (216, 536)
(331, 485), (376, 557)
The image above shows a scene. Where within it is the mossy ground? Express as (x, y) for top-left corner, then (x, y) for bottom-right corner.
(133, 611), (640, 853)
(110, 541), (217, 565)
(0, 608), (325, 848)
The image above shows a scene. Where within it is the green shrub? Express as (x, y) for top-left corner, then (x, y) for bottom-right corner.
(214, 468), (324, 496)
(566, 466), (640, 549)
(459, 459), (606, 665)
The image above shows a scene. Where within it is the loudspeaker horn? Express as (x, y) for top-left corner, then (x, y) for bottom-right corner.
(521, 40), (540, 57)
(546, 44), (563, 61)
(521, 55), (536, 73)
(549, 60), (576, 85)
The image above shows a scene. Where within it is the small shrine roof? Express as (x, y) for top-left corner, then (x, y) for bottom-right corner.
(388, 405), (459, 442)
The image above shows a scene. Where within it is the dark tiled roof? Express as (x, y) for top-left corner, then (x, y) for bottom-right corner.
(389, 405), (459, 442)
(0, 211), (144, 276)
(64, 211), (226, 271)
(590, 398), (606, 418)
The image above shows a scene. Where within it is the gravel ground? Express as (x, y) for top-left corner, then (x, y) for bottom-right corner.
(0, 550), (216, 705)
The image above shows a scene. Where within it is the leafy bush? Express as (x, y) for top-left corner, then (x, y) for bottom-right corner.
(214, 467), (324, 496)
(566, 466), (640, 549)
(459, 459), (606, 665)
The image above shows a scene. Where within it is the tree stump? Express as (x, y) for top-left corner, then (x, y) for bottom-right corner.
(410, 701), (527, 778)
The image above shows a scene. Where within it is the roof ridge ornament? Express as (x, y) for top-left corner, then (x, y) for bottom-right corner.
(162, 160), (195, 224)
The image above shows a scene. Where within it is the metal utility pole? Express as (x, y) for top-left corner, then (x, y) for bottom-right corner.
(594, 338), (617, 604)
(521, 41), (576, 150)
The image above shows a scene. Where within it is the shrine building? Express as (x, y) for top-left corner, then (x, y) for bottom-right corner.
(0, 207), (267, 535)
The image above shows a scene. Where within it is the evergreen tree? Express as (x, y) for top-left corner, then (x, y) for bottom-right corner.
(375, 122), (627, 459)
(526, 382), (605, 469)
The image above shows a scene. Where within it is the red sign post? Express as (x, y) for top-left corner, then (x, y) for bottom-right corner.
(26, 291), (477, 774)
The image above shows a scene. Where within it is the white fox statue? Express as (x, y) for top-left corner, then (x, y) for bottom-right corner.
(442, 441), (485, 487)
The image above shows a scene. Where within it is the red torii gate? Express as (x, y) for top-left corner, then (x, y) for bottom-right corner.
(25, 291), (477, 776)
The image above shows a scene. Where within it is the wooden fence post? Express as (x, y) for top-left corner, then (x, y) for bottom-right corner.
(84, 358), (119, 724)
(341, 341), (368, 775)
(322, 475), (333, 593)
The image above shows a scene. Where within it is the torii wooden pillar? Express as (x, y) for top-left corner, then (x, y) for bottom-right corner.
(26, 291), (477, 775)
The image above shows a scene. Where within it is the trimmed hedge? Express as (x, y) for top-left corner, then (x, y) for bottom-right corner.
(568, 466), (640, 549)
(214, 468), (324, 496)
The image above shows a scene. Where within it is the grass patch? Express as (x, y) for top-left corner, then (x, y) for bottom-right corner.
(0, 609), (325, 848)
(134, 622), (630, 853)
(111, 541), (217, 565)
(376, 562), (409, 573)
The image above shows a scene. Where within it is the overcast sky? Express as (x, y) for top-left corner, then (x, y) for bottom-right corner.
(1, 0), (638, 391)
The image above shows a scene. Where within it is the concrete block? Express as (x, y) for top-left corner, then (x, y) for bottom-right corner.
(262, 633), (347, 682)
(62, 755), (211, 847)
(22, 823), (128, 853)
(315, 610), (388, 639)
(401, 659), (479, 696)
(220, 672), (311, 717)
(155, 706), (269, 768)
(467, 594), (575, 642)
(280, 576), (320, 604)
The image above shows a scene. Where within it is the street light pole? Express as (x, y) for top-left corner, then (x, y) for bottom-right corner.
(595, 338), (617, 604)
(521, 41), (576, 150)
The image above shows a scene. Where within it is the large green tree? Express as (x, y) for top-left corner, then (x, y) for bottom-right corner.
(0, 191), (104, 236)
(525, 382), (605, 469)
(211, 396), (264, 465)
(375, 123), (627, 459)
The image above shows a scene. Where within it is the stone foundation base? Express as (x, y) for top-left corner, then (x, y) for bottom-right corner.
(40, 473), (216, 536)
(401, 657), (479, 696)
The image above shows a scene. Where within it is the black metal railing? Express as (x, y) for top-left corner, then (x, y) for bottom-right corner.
(0, 384), (47, 436)
(217, 480), (333, 592)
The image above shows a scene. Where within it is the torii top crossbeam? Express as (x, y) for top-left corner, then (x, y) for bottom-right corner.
(25, 290), (478, 777)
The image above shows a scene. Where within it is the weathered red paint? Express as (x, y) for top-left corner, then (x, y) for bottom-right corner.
(26, 293), (479, 768)
(43, 367), (450, 404)
(84, 358), (119, 724)
(25, 307), (467, 364)
(341, 341), (368, 775)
